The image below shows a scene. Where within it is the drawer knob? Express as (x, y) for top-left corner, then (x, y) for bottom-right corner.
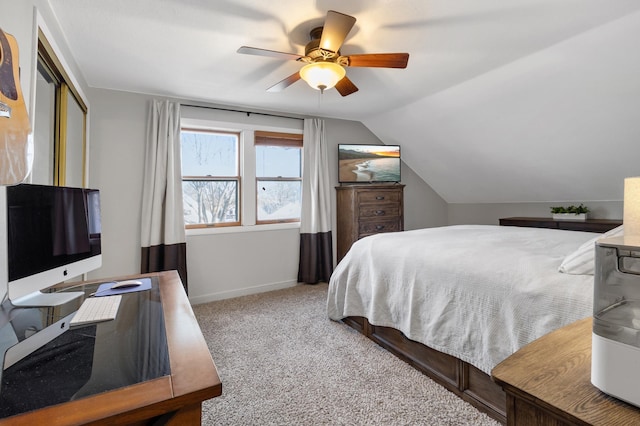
(375, 196), (385, 200)
(375, 210), (385, 216)
(375, 225), (385, 230)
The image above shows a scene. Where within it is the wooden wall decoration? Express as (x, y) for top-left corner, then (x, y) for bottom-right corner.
(0, 27), (31, 185)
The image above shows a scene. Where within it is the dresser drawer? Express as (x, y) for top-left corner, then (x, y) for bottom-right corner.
(359, 205), (401, 218)
(359, 218), (401, 236)
(358, 190), (402, 204)
(336, 184), (405, 262)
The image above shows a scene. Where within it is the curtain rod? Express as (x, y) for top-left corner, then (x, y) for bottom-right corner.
(181, 103), (305, 121)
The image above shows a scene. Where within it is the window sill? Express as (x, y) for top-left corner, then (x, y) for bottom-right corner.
(186, 222), (300, 236)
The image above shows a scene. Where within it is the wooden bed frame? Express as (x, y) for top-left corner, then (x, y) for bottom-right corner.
(341, 316), (507, 424)
(337, 219), (624, 425)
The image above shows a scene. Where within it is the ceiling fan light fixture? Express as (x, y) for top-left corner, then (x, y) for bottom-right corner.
(299, 62), (346, 92)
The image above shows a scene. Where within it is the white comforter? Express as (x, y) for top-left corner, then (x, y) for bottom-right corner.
(327, 225), (596, 374)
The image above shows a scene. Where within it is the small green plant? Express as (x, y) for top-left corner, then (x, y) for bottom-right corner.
(550, 204), (590, 214)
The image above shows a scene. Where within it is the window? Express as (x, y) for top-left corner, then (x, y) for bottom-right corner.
(179, 110), (303, 230)
(255, 131), (303, 224)
(181, 129), (240, 228)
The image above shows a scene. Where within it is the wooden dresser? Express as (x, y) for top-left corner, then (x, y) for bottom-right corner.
(336, 184), (404, 262)
(492, 317), (640, 425)
(499, 217), (622, 233)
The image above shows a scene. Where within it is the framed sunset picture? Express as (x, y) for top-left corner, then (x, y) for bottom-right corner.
(338, 144), (401, 183)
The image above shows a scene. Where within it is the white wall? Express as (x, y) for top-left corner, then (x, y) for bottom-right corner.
(186, 227), (301, 304)
(363, 10), (640, 206)
(87, 89), (444, 303)
(402, 164), (448, 230)
(448, 200), (623, 226)
(86, 89), (147, 279)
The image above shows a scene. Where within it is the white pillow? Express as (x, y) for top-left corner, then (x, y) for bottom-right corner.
(558, 225), (624, 275)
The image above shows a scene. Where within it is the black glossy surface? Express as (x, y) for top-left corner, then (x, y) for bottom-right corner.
(0, 278), (170, 418)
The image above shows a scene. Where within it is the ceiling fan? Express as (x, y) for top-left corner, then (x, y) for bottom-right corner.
(237, 10), (409, 97)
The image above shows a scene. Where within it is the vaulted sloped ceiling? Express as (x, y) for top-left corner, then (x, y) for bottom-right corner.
(48, 0), (640, 203)
(363, 10), (640, 203)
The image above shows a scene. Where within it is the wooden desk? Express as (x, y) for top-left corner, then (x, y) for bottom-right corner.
(2, 271), (221, 425)
(499, 217), (622, 233)
(492, 317), (640, 425)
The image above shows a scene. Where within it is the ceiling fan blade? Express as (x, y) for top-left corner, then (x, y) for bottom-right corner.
(345, 53), (409, 68)
(319, 10), (356, 53)
(237, 46), (302, 61)
(335, 76), (359, 97)
(267, 72), (301, 92)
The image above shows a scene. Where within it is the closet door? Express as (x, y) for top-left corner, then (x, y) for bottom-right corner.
(34, 29), (88, 187)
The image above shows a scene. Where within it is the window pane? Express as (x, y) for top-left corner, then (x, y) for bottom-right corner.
(256, 146), (301, 178)
(257, 180), (301, 221)
(181, 131), (238, 176)
(183, 180), (238, 225)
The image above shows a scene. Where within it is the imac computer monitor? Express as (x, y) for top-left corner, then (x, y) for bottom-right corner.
(1, 184), (102, 307)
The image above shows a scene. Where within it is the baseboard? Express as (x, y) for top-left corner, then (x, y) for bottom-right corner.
(189, 280), (298, 305)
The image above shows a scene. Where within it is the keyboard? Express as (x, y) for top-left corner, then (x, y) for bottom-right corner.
(70, 295), (122, 326)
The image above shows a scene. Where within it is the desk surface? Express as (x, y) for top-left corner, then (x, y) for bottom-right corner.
(492, 317), (640, 425)
(0, 271), (221, 425)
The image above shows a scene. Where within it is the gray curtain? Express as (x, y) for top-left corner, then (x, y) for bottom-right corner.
(140, 99), (188, 292)
(297, 118), (333, 284)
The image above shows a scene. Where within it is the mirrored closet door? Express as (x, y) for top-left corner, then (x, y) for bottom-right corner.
(32, 29), (87, 188)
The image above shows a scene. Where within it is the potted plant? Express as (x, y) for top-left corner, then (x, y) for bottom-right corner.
(550, 204), (590, 221)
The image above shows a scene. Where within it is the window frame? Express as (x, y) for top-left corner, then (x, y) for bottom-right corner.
(181, 128), (242, 229)
(254, 131), (303, 225)
(179, 111), (304, 234)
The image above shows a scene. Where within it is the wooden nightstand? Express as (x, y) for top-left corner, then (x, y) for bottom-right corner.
(499, 217), (622, 233)
(492, 317), (640, 425)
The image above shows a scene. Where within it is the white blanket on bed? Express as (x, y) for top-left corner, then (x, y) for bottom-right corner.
(327, 225), (596, 374)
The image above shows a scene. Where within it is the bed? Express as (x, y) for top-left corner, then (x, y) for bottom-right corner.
(327, 224), (623, 423)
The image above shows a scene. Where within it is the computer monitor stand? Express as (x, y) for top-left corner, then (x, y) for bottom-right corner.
(2, 291), (83, 370)
(10, 291), (84, 308)
(3, 311), (76, 370)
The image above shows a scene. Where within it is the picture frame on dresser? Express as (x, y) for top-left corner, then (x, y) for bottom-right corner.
(337, 144), (401, 184)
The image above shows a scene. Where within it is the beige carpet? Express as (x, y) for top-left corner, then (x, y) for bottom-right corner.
(193, 284), (501, 426)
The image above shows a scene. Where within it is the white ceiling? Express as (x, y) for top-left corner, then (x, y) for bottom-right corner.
(48, 0), (640, 203)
